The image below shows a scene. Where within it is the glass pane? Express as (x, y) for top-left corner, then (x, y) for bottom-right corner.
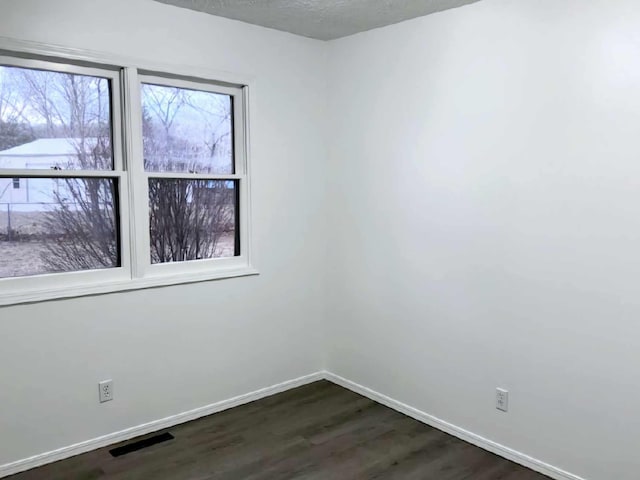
(141, 83), (233, 174)
(149, 179), (238, 263)
(0, 65), (113, 170)
(0, 177), (120, 278)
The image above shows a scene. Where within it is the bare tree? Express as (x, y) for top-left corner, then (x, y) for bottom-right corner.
(0, 67), (34, 150)
(149, 179), (235, 263)
(40, 171), (118, 271)
(13, 68), (118, 271)
(142, 85), (232, 173)
(142, 86), (236, 262)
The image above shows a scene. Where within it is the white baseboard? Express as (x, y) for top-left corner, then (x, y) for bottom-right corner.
(0, 371), (324, 478)
(0, 370), (587, 480)
(324, 371), (586, 480)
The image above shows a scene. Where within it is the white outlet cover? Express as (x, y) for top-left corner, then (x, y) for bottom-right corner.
(99, 379), (113, 403)
(496, 388), (509, 412)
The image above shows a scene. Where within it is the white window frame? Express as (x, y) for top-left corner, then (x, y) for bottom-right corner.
(130, 73), (250, 281)
(0, 38), (256, 306)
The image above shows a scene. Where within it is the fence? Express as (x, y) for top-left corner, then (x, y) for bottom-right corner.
(0, 202), (58, 239)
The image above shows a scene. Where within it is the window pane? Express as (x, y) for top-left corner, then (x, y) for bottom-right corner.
(0, 177), (120, 278)
(149, 179), (238, 263)
(141, 83), (233, 174)
(0, 65), (113, 170)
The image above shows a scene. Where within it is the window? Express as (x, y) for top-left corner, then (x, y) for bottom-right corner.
(0, 50), (253, 304)
(140, 78), (240, 265)
(0, 59), (122, 280)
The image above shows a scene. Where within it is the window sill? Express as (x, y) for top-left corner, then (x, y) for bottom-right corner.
(0, 266), (259, 307)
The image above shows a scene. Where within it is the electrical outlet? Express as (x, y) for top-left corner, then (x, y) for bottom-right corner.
(496, 388), (508, 412)
(99, 379), (114, 403)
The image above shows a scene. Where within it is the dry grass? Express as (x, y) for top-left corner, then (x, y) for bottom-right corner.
(0, 210), (47, 235)
(213, 233), (236, 258)
(0, 241), (49, 278)
(0, 235), (236, 278)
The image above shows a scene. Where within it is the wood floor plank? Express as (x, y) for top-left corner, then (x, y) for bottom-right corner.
(7, 380), (551, 480)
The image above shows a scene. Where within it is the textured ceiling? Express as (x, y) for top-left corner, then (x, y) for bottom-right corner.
(152, 0), (483, 40)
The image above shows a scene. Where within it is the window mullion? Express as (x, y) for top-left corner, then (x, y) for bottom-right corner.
(122, 66), (150, 280)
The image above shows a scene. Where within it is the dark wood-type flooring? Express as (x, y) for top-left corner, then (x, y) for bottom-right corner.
(9, 380), (549, 479)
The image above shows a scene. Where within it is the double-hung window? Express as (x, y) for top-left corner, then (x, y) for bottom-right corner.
(0, 50), (253, 305)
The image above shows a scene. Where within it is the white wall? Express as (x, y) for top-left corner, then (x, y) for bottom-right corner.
(326, 1), (640, 479)
(0, 0), (327, 465)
